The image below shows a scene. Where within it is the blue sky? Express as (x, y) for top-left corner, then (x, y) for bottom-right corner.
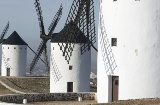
(0, 0), (100, 73)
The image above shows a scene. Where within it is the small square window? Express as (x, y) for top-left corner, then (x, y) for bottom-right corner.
(111, 38), (117, 46)
(20, 47), (22, 50)
(8, 47), (9, 49)
(69, 65), (73, 70)
(60, 46), (62, 50)
(3, 47), (4, 49)
(25, 48), (26, 50)
(53, 47), (54, 50)
(113, 0), (117, 1)
(14, 47), (16, 49)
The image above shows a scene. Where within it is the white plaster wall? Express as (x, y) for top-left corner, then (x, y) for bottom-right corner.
(98, 0), (160, 103)
(1, 45), (27, 76)
(50, 43), (91, 93)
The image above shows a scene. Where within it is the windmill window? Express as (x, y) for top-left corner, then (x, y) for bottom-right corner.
(20, 47), (22, 50)
(111, 38), (117, 46)
(60, 46), (62, 50)
(113, 0), (117, 1)
(8, 47), (9, 49)
(25, 48), (26, 50)
(14, 47), (16, 49)
(69, 65), (73, 70)
(3, 47), (4, 49)
(53, 47), (54, 50)
(135, 0), (140, 1)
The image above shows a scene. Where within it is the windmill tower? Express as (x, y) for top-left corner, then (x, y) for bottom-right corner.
(1, 31), (27, 76)
(50, 22), (91, 92)
(97, 0), (160, 103)
(50, 0), (97, 93)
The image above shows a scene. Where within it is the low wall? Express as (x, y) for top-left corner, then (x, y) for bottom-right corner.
(0, 93), (95, 104)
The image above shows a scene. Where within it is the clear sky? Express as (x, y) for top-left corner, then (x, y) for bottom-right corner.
(0, 0), (100, 74)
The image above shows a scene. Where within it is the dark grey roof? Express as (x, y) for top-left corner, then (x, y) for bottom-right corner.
(51, 21), (88, 43)
(3, 31), (28, 45)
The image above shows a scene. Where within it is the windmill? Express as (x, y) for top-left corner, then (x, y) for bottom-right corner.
(50, 0), (98, 93)
(58, 0), (97, 64)
(30, 0), (63, 74)
(0, 21), (9, 44)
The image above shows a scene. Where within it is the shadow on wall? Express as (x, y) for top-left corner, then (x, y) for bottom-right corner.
(50, 54), (62, 83)
(99, 7), (117, 75)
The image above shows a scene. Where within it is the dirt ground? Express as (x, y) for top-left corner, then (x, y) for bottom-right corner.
(94, 99), (160, 105)
(0, 84), (15, 95)
(2, 77), (160, 105)
(28, 100), (97, 105)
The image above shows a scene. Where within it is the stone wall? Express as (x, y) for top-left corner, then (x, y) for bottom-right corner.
(0, 93), (95, 103)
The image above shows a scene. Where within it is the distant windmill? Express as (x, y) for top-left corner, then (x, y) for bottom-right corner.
(30, 0), (63, 74)
(0, 22), (9, 43)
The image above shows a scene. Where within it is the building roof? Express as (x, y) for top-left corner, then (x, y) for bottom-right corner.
(3, 31), (28, 45)
(51, 21), (88, 43)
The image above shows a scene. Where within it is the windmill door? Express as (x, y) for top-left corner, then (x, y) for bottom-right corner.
(112, 76), (119, 101)
(67, 82), (73, 92)
(6, 68), (10, 76)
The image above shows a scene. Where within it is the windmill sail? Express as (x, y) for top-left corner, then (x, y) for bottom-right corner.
(58, 0), (97, 64)
(0, 22), (9, 43)
(34, 0), (45, 35)
(30, 1), (63, 74)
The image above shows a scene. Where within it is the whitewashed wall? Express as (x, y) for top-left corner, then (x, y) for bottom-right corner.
(1, 45), (27, 76)
(50, 43), (91, 93)
(98, 0), (160, 103)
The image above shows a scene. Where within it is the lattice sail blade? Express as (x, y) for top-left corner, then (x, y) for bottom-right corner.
(43, 45), (50, 72)
(34, 0), (45, 35)
(81, 0), (96, 54)
(99, 8), (117, 75)
(58, 0), (87, 63)
(27, 45), (45, 63)
(58, 0), (97, 63)
(30, 41), (46, 73)
(48, 4), (63, 35)
(0, 21), (9, 43)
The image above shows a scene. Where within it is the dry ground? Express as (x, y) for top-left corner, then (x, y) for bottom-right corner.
(27, 99), (160, 105)
(94, 99), (160, 105)
(28, 100), (97, 105)
(1, 77), (160, 105)
(0, 83), (15, 95)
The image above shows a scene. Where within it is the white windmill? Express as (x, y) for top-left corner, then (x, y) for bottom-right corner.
(1, 31), (28, 76)
(49, 0), (97, 93)
(97, 0), (160, 103)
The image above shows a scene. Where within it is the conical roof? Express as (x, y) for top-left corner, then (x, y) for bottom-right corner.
(51, 21), (88, 43)
(3, 31), (28, 45)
